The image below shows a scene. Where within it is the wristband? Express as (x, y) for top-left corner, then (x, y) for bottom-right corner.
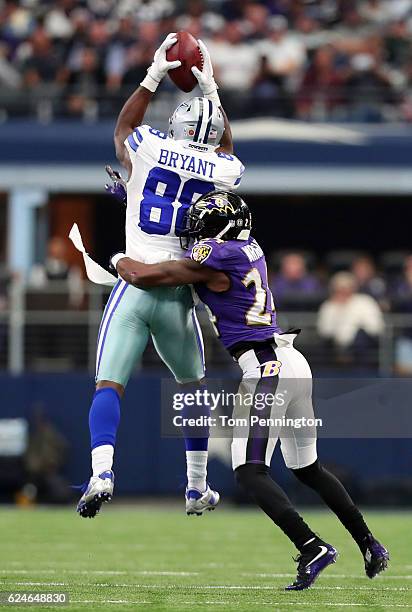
(140, 72), (160, 93)
(110, 252), (127, 270)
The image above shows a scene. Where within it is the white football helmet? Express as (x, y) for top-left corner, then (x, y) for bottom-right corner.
(168, 97), (224, 146)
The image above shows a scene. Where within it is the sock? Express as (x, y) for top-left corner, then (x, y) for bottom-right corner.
(181, 382), (209, 491)
(292, 459), (370, 551)
(235, 463), (316, 551)
(91, 444), (114, 476)
(186, 450), (208, 491)
(89, 387), (120, 449)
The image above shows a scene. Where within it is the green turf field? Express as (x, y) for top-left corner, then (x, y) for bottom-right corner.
(0, 506), (409, 611)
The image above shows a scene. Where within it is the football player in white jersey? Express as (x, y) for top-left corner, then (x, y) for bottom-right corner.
(77, 34), (244, 518)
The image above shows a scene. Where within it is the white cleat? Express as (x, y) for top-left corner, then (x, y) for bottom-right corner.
(185, 485), (220, 516)
(76, 470), (114, 518)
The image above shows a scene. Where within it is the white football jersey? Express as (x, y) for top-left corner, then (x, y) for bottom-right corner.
(124, 124), (245, 263)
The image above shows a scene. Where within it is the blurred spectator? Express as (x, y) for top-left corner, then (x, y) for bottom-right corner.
(177, 0), (224, 35)
(242, 2), (269, 41)
(207, 21), (259, 117)
(44, 0), (75, 41)
(0, 263), (10, 312)
(270, 253), (321, 308)
(22, 26), (62, 88)
(209, 20), (258, 90)
(351, 255), (387, 304)
(1, 0), (412, 120)
(65, 46), (104, 118)
(318, 271), (384, 362)
(390, 255), (412, 374)
(384, 20), (412, 69)
(297, 45), (345, 120)
(0, 0), (33, 49)
(359, 0), (391, 25)
(256, 15), (306, 117)
(344, 53), (396, 121)
(0, 41), (20, 88)
(104, 16), (137, 91)
(29, 236), (83, 308)
(121, 43), (152, 94)
(24, 405), (71, 504)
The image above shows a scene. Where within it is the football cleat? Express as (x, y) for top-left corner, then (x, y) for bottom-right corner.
(362, 534), (389, 578)
(185, 485), (220, 516)
(286, 541), (338, 591)
(76, 470), (114, 518)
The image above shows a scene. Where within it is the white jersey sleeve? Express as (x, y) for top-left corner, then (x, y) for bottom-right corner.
(213, 152), (245, 191)
(124, 124), (167, 166)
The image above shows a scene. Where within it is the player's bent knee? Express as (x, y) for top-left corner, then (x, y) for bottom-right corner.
(235, 462), (269, 490)
(291, 458), (322, 486)
(96, 380), (125, 398)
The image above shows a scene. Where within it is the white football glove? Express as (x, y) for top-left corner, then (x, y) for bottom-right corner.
(141, 33), (182, 93)
(191, 39), (221, 107)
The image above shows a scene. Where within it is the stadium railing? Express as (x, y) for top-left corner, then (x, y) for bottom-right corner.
(0, 278), (410, 376)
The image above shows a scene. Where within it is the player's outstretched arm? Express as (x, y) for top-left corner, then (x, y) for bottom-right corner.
(114, 87), (152, 172)
(192, 40), (233, 155)
(114, 33), (181, 173)
(111, 255), (229, 290)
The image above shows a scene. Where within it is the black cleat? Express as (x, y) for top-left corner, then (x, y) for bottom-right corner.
(286, 541), (338, 591)
(362, 534), (389, 579)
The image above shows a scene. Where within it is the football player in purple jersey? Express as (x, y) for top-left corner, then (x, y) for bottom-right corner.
(111, 191), (389, 591)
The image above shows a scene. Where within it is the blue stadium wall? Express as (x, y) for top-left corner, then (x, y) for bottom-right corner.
(4, 120), (412, 195)
(4, 120), (412, 168)
(2, 373), (410, 498)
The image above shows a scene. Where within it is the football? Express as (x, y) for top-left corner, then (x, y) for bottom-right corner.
(166, 31), (203, 93)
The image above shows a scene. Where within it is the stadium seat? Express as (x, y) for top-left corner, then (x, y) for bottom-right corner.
(278, 289), (327, 312)
(325, 250), (365, 273)
(269, 249), (317, 272)
(379, 251), (410, 277)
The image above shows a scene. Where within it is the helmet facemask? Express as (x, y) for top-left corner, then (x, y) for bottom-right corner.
(180, 191), (251, 249)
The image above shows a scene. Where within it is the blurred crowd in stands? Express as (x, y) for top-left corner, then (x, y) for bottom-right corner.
(2, 0), (412, 121)
(2, 237), (412, 372)
(269, 249), (412, 372)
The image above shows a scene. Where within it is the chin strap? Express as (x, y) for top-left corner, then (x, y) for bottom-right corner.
(214, 221), (233, 240)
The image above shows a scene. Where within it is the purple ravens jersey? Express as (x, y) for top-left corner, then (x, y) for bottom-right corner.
(186, 236), (282, 350)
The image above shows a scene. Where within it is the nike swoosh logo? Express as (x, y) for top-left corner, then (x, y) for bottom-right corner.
(306, 546), (328, 567)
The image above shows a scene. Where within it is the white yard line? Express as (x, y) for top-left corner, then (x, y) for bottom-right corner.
(71, 601), (154, 605)
(0, 569), (198, 576)
(66, 602), (412, 609)
(3, 582), (410, 592)
(1, 569), (410, 580)
(244, 572), (412, 580)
